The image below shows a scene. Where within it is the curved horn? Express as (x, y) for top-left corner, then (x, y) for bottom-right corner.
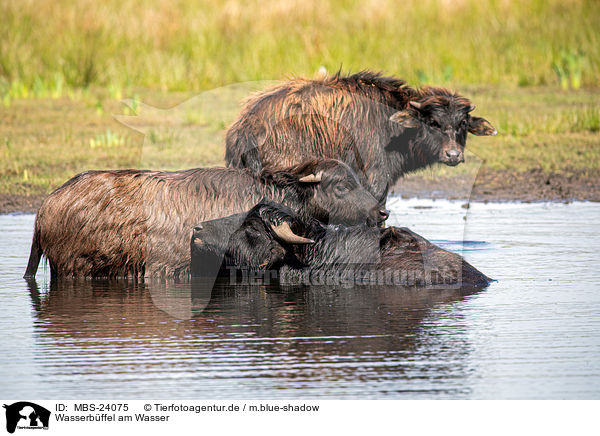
(271, 222), (314, 244)
(469, 104), (476, 112)
(409, 101), (422, 109)
(298, 171), (322, 183)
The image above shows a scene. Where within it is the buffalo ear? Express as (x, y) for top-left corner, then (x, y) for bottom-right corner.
(389, 110), (420, 129)
(468, 117), (497, 136)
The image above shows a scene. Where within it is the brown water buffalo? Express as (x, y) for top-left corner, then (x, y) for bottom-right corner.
(24, 159), (386, 279)
(225, 71), (497, 203)
(191, 201), (492, 288)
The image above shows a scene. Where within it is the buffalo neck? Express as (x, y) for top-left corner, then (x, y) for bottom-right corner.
(384, 131), (439, 186)
(255, 173), (306, 222)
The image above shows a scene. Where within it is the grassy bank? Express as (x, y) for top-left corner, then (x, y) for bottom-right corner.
(1, 0), (598, 204)
(1, 0), (599, 101)
(1, 85), (599, 197)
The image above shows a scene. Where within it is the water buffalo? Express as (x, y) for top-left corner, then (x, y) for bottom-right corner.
(191, 201), (492, 288)
(190, 201), (312, 277)
(225, 71), (497, 203)
(24, 159), (386, 279)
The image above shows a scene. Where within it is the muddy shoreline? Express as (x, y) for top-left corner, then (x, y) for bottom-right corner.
(393, 168), (600, 203)
(2, 168), (598, 214)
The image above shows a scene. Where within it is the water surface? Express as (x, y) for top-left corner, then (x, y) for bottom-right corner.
(1, 199), (599, 399)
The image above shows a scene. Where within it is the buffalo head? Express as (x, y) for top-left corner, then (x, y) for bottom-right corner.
(191, 201), (313, 274)
(288, 159), (389, 226)
(389, 88), (497, 167)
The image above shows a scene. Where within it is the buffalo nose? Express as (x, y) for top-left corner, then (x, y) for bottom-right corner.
(446, 149), (460, 160)
(379, 208), (389, 221)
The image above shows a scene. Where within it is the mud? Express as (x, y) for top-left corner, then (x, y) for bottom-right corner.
(1, 168), (598, 214)
(393, 168), (600, 203)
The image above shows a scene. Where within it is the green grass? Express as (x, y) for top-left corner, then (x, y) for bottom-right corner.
(0, 86), (599, 196)
(0, 0), (598, 196)
(0, 0), (599, 98)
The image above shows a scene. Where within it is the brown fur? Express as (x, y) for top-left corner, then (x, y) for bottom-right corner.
(25, 160), (382, 279)
(191, 202), (492, 288)
(226, 71), (495, 203)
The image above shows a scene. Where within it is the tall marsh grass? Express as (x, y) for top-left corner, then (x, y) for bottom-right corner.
(0, 0), (598, 96)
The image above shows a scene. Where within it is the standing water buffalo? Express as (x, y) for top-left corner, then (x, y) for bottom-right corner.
(24, 159), (386, 279)
(225, 71), (497, 203)
(191, 201), (492, 288)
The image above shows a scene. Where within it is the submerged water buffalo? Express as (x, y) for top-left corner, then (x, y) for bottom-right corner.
(191, 201), (492, 288)
(190, 200), (313, 276)
(225, 71), (497, 203)
(24, 159), (386, 279)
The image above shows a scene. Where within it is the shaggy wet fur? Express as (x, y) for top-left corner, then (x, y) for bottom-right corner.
(192, 201), (492, 288)
(191, 202), (297, 276)
(282, 223), (491, 287)
(226, 71), (496, 203)
(25, 160), (382, 279)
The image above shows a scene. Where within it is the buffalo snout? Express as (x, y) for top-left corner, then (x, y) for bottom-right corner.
(377, 207), (389, 221)
(440, 145), (464, 166)
(368, 206), (389, 226)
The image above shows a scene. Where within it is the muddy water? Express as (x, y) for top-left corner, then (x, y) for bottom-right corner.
(1, 199), (599, 399)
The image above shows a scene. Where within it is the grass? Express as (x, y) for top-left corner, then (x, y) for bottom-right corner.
(0, 0), (598, 197)
(0, 0), (599, 98)
(1, 85), (599, 196)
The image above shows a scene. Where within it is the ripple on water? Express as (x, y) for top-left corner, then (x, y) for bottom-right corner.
(0, 201), (599, 399)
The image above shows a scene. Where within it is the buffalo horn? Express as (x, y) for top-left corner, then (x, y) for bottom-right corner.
(271, 222), (314, 244)
(298, 171), (322, 183)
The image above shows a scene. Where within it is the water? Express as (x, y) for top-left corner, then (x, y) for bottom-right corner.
(1, 199), (599, 399)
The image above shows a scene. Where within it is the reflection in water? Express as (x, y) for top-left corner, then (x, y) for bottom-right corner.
(4, 201), (600, 399)
(25, 278), (481, 399)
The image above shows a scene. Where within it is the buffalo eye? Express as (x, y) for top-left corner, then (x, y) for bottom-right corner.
(429, 119), (441, 129)
(245, 223), (263, 240)
(334, 184), (350, 196)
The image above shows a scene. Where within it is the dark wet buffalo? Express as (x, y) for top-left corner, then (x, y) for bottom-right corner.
(191, 201), (492, 288)
(225, 71), (497, 204)
(24, 159), (385, 279)
(190, 202), (312, 277)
